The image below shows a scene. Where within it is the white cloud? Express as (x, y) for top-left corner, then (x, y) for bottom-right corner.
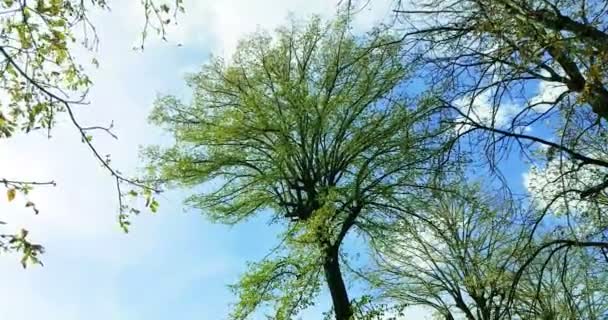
(529, 80), (569, 113)
(400, 306), (435, 319)
(453, 79), (569, 134)
(453, 90), (520, 134)
(0, 3), (231, 319)
(133, 0), (395, 57)
(522, 155), (608, 238)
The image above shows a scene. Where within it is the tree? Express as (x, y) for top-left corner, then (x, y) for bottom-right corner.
(369, 185), (608, 319)
(394, 0), (608, 119)
(387, 0), (608, 287)
(144, 16), (445, 320)
(0, 0), (183, 266)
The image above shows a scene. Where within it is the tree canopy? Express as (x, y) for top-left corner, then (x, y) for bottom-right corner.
(379, 0), (608, 318)
(144, 15), (450, 320)
(394, 0), (608, 216)
(370, 184), (608, 319)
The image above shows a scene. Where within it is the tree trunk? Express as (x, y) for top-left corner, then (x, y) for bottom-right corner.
(323, 250), (353, 320)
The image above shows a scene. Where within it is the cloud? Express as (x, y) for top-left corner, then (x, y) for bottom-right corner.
(453, 78), (569, 135)
(0, 4), (235, 319)
(133, 0), (395, 57)
(452, 90), (521, 135)
(522, 153), (608, 238)
(529, 80), (569, 113)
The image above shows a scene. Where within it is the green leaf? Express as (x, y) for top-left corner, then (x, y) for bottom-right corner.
(149, 199), (159, 213)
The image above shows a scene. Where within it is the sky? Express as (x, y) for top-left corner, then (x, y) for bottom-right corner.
(0, 1), (434, 319)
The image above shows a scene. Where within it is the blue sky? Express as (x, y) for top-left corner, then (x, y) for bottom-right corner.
(0, 1), (437, 319)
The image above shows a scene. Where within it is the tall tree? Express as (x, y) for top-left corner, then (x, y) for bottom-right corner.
(369, 185), (608, 319)
(388, 0), (608, 284)
(144, 16), (445, 320)
(0, 0), (182, 265)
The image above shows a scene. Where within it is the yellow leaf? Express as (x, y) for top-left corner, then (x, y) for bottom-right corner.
(7, 188), (16, 202)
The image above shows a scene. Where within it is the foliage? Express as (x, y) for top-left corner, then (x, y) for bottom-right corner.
(393, 0), (608, 207)
(145, 15), (447, 319)
(389, 0), (608, 307)
(395, 0), (608, 119)
(0, 0), (182, 266)
(370, 185), (608, 319)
